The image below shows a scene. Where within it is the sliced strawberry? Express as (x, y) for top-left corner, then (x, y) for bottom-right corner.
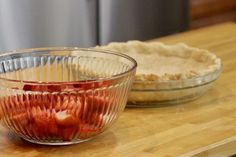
(55, 111), (79, 127)
(23, 84), (62, 92)
(71, 80), (112, 91)
(31, 106), (37, 117)
(23, 81), (112, 93)
(55, 110), (80, 141)
(34, 116), (55, 137)
(87, 95), (110, 113)
(31, 107), (58, 137)
(10, 112), (29, 127)
(91, 112), (104, 126)
(59, 126), (78, 141)
(55, 93), (83, 113)
(34, 116), (49, 137)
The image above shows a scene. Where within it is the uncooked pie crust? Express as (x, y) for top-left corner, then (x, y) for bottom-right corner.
(97, 41), (221, 82)
(96, 41), (222, 105)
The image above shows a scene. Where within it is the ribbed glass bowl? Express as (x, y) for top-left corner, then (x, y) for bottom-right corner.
(0, 47), (137, 145)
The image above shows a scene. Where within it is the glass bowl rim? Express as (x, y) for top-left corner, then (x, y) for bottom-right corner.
(0, 47), (137, 85)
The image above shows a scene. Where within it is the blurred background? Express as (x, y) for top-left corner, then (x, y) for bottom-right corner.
(0, 0), (235, 51)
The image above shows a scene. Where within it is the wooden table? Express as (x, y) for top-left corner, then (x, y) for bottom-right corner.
(1, 22), (236, 157)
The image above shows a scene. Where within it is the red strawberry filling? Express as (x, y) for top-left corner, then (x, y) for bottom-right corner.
(0, 81), (115, 141)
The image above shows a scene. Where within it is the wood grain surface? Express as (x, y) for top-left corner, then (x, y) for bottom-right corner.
(1, 22), (236, 157)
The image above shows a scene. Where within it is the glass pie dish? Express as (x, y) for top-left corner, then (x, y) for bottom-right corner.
(0, 47), (137, 145)
(96, 41), (222, 107)
(128, 66), (222, 107)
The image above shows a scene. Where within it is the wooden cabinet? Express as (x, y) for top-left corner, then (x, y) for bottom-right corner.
(190, 0), (236, 28)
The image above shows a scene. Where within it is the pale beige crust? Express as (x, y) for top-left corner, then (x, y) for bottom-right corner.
(96, 41), (222, 104)
(97, 41), (221, 82)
